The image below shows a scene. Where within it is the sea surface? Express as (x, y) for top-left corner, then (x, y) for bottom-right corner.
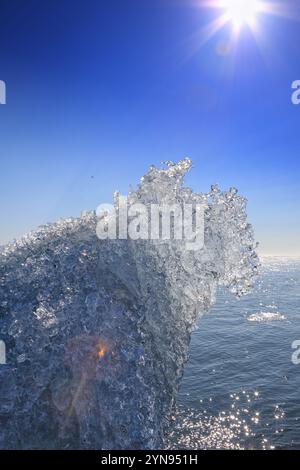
(167, 257), (300, 449)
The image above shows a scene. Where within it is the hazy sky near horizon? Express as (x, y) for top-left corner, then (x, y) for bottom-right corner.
(0, 0), (300, 255)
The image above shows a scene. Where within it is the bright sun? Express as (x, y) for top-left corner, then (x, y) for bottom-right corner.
(193, 0), (291, 55)
(219, 0), (261, 28)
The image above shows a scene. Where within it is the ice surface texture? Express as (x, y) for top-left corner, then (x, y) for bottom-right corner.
(0, 159), (259, 449)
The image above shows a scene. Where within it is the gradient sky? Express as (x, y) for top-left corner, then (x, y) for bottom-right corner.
(0, 0), (300, 255)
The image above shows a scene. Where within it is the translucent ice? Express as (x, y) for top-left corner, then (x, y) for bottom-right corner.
(0, 159), (259, 449)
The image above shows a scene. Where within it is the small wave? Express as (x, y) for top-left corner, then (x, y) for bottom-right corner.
(247, 312), (285, 323)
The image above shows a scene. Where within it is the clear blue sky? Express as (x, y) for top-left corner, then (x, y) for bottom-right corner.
(0, 0), (299, 255)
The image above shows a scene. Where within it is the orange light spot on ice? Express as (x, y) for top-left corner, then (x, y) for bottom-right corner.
(97, 343), (107, 359)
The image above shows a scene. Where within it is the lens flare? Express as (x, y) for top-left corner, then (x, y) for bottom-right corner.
(98, 344), (107, 359)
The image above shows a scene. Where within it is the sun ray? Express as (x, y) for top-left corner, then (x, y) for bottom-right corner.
(184, 12), (230, 60)
(260, 1), (300, 22)
(189, 0), (299, 58)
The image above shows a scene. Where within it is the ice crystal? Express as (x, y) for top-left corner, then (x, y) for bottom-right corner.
(0, 159), (259, 449)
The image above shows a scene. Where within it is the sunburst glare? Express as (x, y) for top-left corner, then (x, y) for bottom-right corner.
(220, 0), (262, 30)
(193, 0), (296, 48)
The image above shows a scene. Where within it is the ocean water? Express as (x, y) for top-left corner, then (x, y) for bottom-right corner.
(167, 257), (300, 450)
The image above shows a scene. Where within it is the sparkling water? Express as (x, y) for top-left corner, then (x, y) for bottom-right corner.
(168, 257), (300, 449)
